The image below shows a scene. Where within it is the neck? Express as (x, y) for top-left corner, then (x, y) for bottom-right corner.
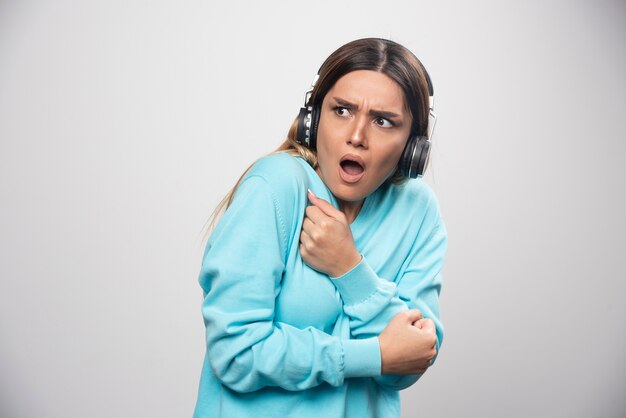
(338, 198), (365, 224)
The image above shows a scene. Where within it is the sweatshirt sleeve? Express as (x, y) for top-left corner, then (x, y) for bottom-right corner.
(329, 197), (448, 390)
(199, 174), (381, 393)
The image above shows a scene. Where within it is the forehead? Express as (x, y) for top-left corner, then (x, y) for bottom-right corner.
(325, 70), (407, 111)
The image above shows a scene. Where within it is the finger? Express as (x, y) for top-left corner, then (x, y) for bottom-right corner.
(419, 318), (436, 334)
(299, 241), (310, 257)
(299, 232), (313, 254)
(414, 318), (434, 330)
(301, 217), (316, 237)
(299, 225), (312, 246)
(402, 309), (423, 324)
(308, 189), (343, 219)
(305, 205), (327, 225)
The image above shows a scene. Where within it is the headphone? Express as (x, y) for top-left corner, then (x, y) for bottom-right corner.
(295, 68), (438, 179)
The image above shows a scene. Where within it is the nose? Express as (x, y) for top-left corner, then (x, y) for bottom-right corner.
(347, 115), (368, 148)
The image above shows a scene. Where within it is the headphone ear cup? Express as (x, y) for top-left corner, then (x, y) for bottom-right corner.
(399, 135), (430, 178)
(296, 106), (312, 147)
(308, 106), (320, 149)
(295, 105), (321, 149)
(398, 136), (414, 177)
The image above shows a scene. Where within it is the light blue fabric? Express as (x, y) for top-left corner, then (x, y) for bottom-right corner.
(193, 151), (448, 418)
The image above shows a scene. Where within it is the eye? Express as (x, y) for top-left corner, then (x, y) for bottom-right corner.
(333, 106), (351, 118)
(374, 117), (394, 128)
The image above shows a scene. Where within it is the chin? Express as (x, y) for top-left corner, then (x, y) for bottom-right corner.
(332, 183), (369, 202)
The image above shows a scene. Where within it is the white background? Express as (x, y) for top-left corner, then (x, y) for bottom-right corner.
(1, 1), (624, 417)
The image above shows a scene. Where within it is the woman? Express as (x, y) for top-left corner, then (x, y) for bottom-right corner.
(193, 38), (447, 418)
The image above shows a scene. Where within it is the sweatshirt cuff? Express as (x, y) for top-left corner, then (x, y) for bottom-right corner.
(330, 255), (379, 306)
(341, 337), (381, 378)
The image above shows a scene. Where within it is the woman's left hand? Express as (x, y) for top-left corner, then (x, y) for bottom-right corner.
(299, 189), (362, 277)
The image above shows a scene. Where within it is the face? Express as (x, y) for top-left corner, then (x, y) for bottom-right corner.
(315, 70), (412, 211)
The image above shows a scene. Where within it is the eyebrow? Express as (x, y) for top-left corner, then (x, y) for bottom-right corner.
(332, 97), (403, 120)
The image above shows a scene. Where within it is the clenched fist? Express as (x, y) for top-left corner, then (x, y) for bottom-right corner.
(299, 189), (362, 277)
(379, 310), (438, 375)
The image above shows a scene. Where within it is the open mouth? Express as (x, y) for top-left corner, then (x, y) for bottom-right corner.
(339, 155), (365, 183)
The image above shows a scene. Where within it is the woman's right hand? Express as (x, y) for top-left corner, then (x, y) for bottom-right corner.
(378, 309), (438, 375)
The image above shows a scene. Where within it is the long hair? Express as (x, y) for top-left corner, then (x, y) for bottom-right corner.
(199, 38), (432, 246)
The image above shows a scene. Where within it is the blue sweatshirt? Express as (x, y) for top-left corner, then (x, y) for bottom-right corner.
(193, 151), (447, 418)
